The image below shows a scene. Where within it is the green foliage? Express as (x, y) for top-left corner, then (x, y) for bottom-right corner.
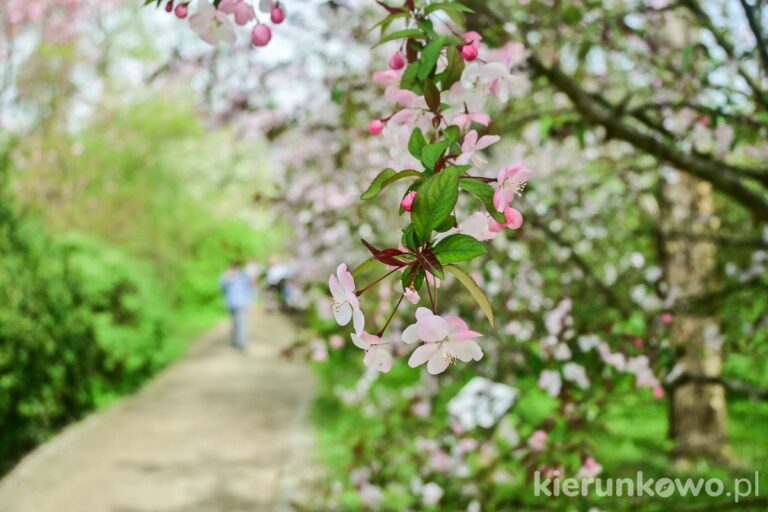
(0, 164), (173, 471)
(0, 94), (282, 473)
(411, 167), (459, 244)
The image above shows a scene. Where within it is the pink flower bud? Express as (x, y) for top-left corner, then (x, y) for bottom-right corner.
(653, 386), (665, 399)
(165, 1), (174, 13)
(389, 51), (406, 70)
(368, 119), (385, 135)
(461, 44), (479, 61)
(401, 191), (417, 211)
(234, 2), (256, 25)
(251, 23), (272, 46)
(174, 2), (188, 19)
(270, 4), (286, 23)
(660, 312), (674, 325)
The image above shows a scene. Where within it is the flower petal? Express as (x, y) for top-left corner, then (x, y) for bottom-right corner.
(365, 347), (393, 373)
(337, 263), (355, 292)
(352, 308), (365, 334)
(408, 344), (439, 368)
(329, 274), (344, 300)
(417, 315), (450, 342)
(351, 333), (369, 350)
(333, 303), (352, 326)
(402, 323), (420, 344)
(453, 340), (484, 362)
(427, 351), (450, 375)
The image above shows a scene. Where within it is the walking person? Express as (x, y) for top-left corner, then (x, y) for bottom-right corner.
(220, 260), (254, 350)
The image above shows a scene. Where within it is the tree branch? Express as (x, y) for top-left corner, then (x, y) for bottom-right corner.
(669, 372), (768, 401)
(738, 0), (768, 78)
(526, 54), (768, 220)
(681, 0), (768, 109)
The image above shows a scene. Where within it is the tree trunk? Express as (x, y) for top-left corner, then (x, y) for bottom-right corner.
(661, 172), (729, 464)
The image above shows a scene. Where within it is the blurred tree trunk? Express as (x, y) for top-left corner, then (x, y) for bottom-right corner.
(661, 172), (729, 464)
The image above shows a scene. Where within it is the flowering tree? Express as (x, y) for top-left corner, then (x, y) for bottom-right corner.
(325, 2), (538, 375)
(461, 0), (768, 463)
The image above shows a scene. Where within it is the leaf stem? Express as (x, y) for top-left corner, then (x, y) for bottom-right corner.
(378, 293), (405, 337)
(356, 267), (400, 297)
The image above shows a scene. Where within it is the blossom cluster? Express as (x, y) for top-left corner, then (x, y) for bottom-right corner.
(158, 0), (285, 47)
(329, 1), (533, 375)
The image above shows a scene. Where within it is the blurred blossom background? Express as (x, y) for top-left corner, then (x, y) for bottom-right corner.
(1, 0), (767, 511)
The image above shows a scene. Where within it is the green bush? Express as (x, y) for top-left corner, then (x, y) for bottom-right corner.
(0, 192), (99, 471)
(0, 160), (176, 471)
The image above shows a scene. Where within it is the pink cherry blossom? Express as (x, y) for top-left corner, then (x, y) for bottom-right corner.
(538, 369), (562, 397)
(577, 457), (603, 479)
(251, 23), (272, 46)
(351, 332), (393, 372)
(563, 362), (590, 389)
(488, 207), (523, 232)
(660, 312), (674, 324)
(462, 61), (517, 102)
(452, 111), (490, 132)
(329, 334), (344, 349)
(528, 430), (548, 451)
(368, 119), (385, 135)
(390, 89), (428, 126)
(402, 308), (483, 375)
(459, 211), (496, 241)
(189, 1), (236, 46)
(485, 41), (527, 68)
(401, 191), (416, 211)
(404, 286), (420, 304)
(329, 263), (364, 333)
(493, 163), (531, 212)
(372, 69), (404, 100)
(219, 0), (255, 25)
(462, 31), (482, 47)
(389, 51), (406, 70)
(456, 130), (500, 166)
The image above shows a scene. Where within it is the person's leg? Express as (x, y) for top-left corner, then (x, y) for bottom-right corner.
(230, 308), (239, 347)
(233, 307), (247, 349)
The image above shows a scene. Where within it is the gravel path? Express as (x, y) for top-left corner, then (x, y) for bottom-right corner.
(0, 308), (317, 512)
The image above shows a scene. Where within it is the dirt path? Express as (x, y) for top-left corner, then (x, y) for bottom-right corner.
(0, 308), (317, 512)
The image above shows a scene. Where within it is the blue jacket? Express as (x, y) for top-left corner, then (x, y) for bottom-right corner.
(220, 270), (253, 310)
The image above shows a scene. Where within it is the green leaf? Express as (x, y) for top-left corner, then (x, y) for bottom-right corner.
(424, 2), (474, 14)
(418, 36), (447, 81)
(445, 265), (494, 327)
(458, 178), (505, 223)
(361, 168), (396, 200)
(423, 78), (441, 112)
(408, 128), (426, 158)
(420, 140), (449, 171)
(439, 46), (465, 90)
(432, 234), (487, 264)
(435, 214), (456, 232)
(443, 125), (460, 144)
(367, 12), (408, 36)
(361, 169), (421, 200)
(400, 62), (421, 92)
(352, 257), (380, 278)
(411, 167), (459, 243)
(374, 28), (423, 48)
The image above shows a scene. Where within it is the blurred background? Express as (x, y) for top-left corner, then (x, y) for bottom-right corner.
(1, 0), (767, 510)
